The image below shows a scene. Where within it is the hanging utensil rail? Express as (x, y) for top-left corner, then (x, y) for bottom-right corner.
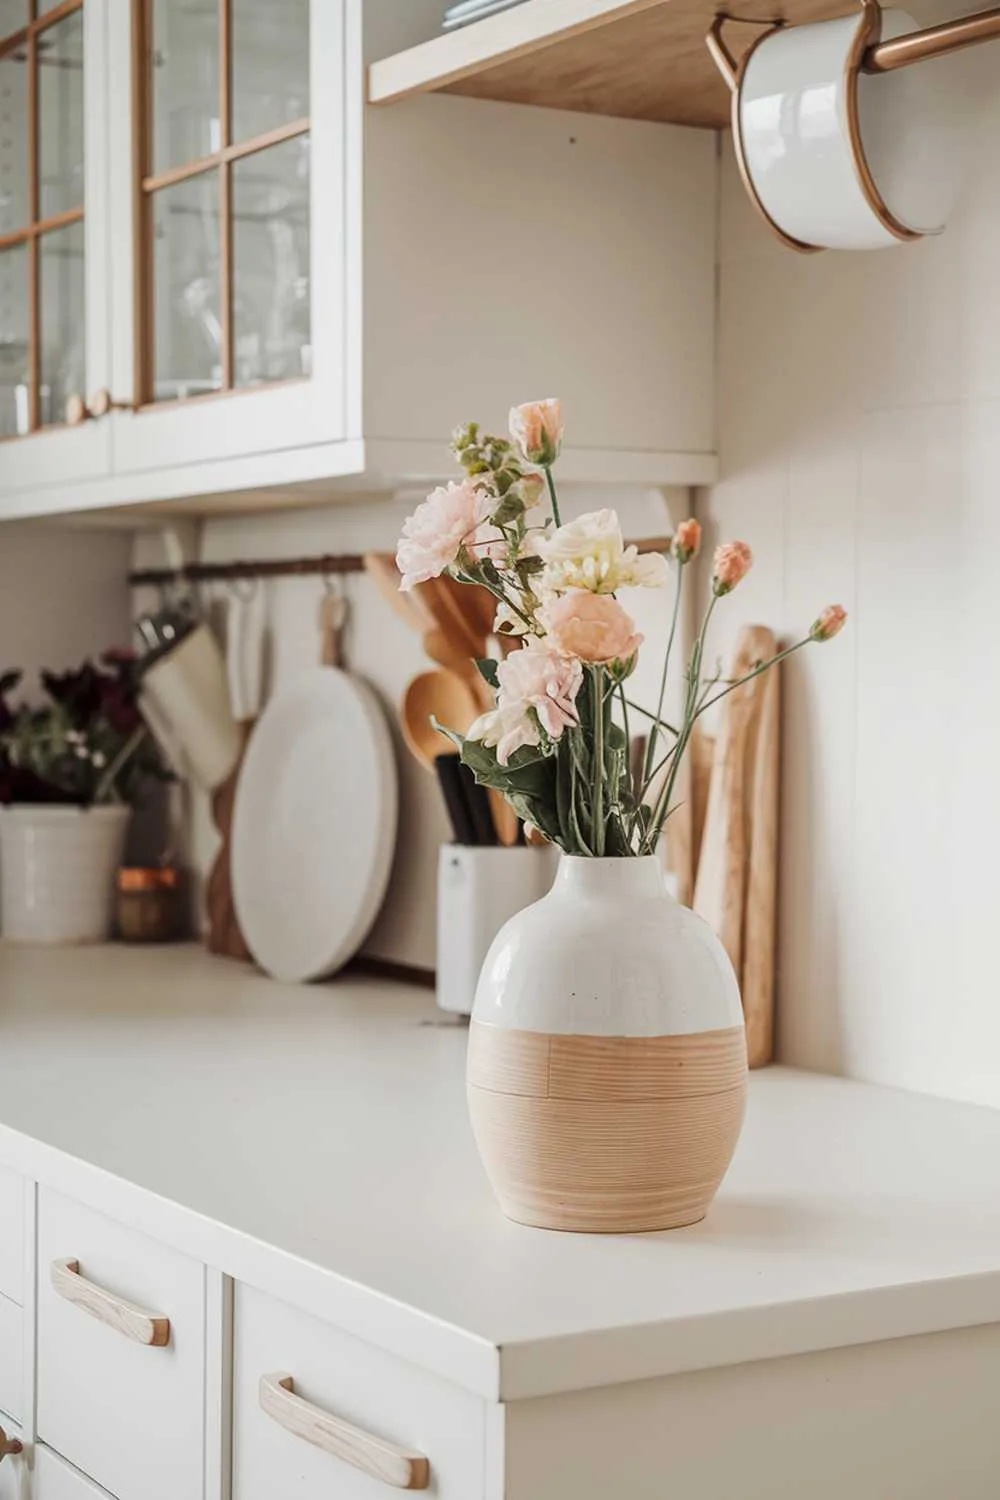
(865, 2), (1000, 71)
(127, 538), (674, 591)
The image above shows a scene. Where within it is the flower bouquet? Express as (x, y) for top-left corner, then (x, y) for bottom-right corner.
(398, 398), (846, 1234)
(397, 398), (845, 857)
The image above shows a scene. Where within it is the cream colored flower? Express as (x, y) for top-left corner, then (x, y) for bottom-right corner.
(536, 509), (668, 595)
(467, 703), (541, 766)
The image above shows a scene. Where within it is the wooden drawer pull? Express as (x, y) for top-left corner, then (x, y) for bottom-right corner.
(0, 1423), (21, 1463)
(50, 1259), (170, 1347)
(259, 1372), (430, 1491)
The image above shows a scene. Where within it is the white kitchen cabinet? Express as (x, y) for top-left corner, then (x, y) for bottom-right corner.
(0, 1421), (24, 1500)
(233, 1283), (488, 1499)
(1, 0), (718, 521)
(36, 1189), (206, 1500)
(0, 1296), (21, 1427)
(2, 946), (996, 1499)
(0, 1166), (24, 1306)
(33, 1447), (114, 1500)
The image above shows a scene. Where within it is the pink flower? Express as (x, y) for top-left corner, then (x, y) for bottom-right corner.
(712, 540), (753, 595)
(540, 591), (643, 666)
(509, 399), (563, 466)
(811, 604), (848, 641)
(673, 519), (702, 564)
(468, 642), (582, 765)
(496, 642), (583, 740)
(395, 481), (493, 591)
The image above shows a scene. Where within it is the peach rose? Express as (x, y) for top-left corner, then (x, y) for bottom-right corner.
(673, 518), (702, 564)
(811, 604), (848, 641)
(712, 540), (753, 595)
(509, 398), (563, 466)
(540, 591), (643, 665)
(395, 480), (493, 590)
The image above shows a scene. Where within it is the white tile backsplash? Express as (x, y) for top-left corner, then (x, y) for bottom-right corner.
(708, 96), (1000, 1107)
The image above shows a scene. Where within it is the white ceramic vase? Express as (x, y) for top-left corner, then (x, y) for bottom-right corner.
(0, 806), (131, 944)
(467, 854), (748, 1233)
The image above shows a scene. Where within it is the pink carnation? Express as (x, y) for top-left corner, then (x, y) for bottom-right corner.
(496, 642), (583, 740)
(713, 540), (753, 595)
(540, 591), (643, 666)
(811, 604), (848, 641)
(395, 480), (492, 591)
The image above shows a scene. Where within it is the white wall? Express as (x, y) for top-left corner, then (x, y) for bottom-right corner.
(174, 485), (687, 970)
(0, 525), (132, 688)
(703, 31), (1000, 1109)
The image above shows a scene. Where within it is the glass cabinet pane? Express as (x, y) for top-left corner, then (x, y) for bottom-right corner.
(39, 7), (84, 218)
(149, 0), (219, 175)
(232, 136), (310, 387)
(0, 241), (28, 437)
(39, 218), (84, 427)
(0, 47), (29, 235)
(152, 171), (222, 401)
(232, 0), (308, 144)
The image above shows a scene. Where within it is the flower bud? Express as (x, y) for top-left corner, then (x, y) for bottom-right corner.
(509, 399), (563, 467)
(712, 541), (753, 595)
(810, 604), (848, 641)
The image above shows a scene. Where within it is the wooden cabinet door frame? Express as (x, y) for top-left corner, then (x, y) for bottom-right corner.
(105, 0), (352, 484)
(0, 0), (113, 507)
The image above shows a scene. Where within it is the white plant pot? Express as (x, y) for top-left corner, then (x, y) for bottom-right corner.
(467, 854), (748, 1233)
(0, 806), (131, 945)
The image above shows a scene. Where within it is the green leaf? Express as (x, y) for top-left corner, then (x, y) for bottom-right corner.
(475, 659), (500, 689)
(491, 493), (524, 527)
(430, 717), (465, 752)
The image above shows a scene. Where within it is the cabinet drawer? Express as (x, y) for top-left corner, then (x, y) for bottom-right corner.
(0, 1295), (21, 1424)
(35, 1446), (115, 1500)
(234, 1285), (487, 1499)
(0, 1167), (23, 1305)
(37, 1188), (205, 1500)
(0, 1418), (24, 1500)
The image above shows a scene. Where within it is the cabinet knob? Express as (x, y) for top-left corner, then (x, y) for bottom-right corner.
(0, 1424), (22, 1463)
(66, 388), (136, 425)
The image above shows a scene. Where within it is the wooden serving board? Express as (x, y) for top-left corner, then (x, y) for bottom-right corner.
(693, 625), (780, 1068)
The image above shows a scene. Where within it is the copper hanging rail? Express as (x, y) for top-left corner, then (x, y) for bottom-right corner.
(126, 537), (675, 592)
(864, 3), (1000, 71)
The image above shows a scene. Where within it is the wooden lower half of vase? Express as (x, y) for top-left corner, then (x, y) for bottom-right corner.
(467, 1022), (748, 1234)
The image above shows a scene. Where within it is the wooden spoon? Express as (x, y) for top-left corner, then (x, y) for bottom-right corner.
(401, 671), (481, 771)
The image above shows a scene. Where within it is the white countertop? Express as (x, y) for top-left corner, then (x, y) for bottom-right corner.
(1, 943), (999, 1402)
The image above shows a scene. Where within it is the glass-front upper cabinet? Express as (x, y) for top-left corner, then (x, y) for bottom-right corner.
(107, 0), (346, 483)
(0, 0), (110, 499)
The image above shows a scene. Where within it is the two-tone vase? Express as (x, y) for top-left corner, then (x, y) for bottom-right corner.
(467, 854), (747, 1233)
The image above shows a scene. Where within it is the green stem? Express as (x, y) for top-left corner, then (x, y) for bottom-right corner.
(545, 467), (562, 529)
(94, 724), (148, 806)
(592, 668), (605, 856)
(642, 593), (718, 853)
(695, 638), (810, 718)
(642, 561), (685, 785)
(626, 700), (680, 737)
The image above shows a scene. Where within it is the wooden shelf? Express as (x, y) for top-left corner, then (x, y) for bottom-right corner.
(368, 0), (852, 129)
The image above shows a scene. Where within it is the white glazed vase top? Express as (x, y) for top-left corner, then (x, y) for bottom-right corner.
(473, 855), (743, 1036)
(467, 856), (749, 1234)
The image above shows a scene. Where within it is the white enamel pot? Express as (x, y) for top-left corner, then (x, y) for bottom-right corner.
(708, 0), (965, 251)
